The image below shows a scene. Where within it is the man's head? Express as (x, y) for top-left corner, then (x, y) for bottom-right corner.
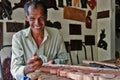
(24, 1), (48, 32)
(24, 1), (47, 16)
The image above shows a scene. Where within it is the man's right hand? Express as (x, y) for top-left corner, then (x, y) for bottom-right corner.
(24, 54), (43, 75)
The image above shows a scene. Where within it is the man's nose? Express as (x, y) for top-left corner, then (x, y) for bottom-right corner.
(35, 19), (39, 25)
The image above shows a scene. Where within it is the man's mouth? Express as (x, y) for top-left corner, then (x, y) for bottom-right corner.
(35, 26), (41, 29)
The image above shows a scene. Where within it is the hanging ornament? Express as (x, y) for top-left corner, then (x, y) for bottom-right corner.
(87, 0), (96, 10)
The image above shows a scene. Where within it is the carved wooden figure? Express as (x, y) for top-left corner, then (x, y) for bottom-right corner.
(0, 0), (12, 20)
(85, 10), (92, 29)
(81, 0), (87, 8)
(66, 0), (72, 6)
(97, 29), (108, 50)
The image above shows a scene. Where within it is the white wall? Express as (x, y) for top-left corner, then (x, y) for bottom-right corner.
(97, 0), (115, 61)
(0, 0), (115, 64)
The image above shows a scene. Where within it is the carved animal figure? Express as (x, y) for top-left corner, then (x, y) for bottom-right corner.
(97, 29), (108, 50)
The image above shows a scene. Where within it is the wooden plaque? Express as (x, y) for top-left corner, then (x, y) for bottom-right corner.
(85, 35), (95, 45)
(6, 22), (24, 32)
(69, 24), (81, 35)
(70, 40), (82, 51)
(64, 6), (86, 22)
(97, 10), (109, 19)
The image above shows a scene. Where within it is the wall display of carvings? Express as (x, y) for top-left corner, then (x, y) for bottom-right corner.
(1, 0), (114, 64)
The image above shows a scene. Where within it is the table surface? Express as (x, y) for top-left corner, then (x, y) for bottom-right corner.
(39, 72), (72, 80)
(27, 71), (72, 80)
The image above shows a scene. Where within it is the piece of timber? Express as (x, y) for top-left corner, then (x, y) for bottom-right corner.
(27, 63), (120, 80)
(27, 71), (72, 80)
(82, 60), (120, 69)
(40, 64), (120, 75)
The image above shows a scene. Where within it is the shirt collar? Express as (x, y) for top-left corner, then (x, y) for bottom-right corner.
(25, 27), (49, 42)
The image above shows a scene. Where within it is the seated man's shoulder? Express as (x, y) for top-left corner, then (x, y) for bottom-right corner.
(13, 28), (29, 37)
(46, 27), (60, 34)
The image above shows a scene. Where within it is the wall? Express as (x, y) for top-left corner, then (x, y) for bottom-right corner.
(0, 0), (115, 64)
(97, 0), (115, 61)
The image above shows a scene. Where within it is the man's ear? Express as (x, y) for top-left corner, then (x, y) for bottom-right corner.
(25, 15), (29, 21)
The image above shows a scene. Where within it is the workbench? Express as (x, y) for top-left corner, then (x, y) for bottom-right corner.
(27, 63), (120, 80)
(27, 71), (72, 80)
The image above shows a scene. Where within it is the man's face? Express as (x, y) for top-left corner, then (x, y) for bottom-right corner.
(26, 5), (47, 32)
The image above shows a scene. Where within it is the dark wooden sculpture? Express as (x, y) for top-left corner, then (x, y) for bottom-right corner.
(41, 0), (58, 10)
(69, 24), (81, 35)
(13, 0), (58, 10)
(0, 3), (4, 19)
(97, 29), (108, 50)
(0, 0), (12, 20)
(81, 0), (87, 8)
(12, 0), (29, 10)
(85, 10), (92, 29)
(58, 0), (64, 7)
(25, 20), (62, 29)
(66, 0), (72, 6)
(46, 20), (62, 29)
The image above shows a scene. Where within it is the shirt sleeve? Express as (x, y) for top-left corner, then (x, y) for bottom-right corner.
(10, 34), (26, 80)
(54, 32), (69, 64)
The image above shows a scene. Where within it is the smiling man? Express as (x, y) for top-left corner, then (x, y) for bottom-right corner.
(10, 1), (68, 79)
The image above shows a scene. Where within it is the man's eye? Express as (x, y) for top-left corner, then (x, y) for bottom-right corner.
(39, 16), (45, 20)
(29, 18), (35, 21)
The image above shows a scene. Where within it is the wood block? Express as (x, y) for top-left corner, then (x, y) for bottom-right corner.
(59, 68), (76, 77)
(85, 35), (95, 45)
(69, 24), (81, 35)
(50, 67), (58, 74)
(6, 22), (24, 32)
(64, 6), (86, 22)
(67, 71), (85, 80)
(70, 40), (82, 50)
(97, 10), (109, 19)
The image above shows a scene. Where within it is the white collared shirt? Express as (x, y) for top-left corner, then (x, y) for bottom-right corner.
(11, 26), (68, 79)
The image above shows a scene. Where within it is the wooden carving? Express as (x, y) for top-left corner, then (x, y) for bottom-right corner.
(6, 22), (24, 32)
(0, 0), (12, 20)
(64, 6), (86, 22)
(12, 0), (29, 10)
(85, 35), (95, 45)
(97, 29), (108, 50)
(12, 0), (58, 10)
(81, 0), (87, 8)
(46, 20), (62, 29)
(97, 10), (109, 19)
(85, 10), (92, 29)
(87, 0), (96, 10)
(70, 40), (82, 50)
(69, 24), (81, 35)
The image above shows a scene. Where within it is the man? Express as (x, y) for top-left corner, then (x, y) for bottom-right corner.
(10, 1), (68, 79)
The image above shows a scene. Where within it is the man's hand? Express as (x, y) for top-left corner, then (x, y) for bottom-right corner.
(24, 54), (43, 75)
(47, 60), (55, 64)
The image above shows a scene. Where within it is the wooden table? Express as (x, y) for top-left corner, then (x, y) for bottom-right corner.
(27, 63), (120, 80)
(27, 71), (72, 80)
